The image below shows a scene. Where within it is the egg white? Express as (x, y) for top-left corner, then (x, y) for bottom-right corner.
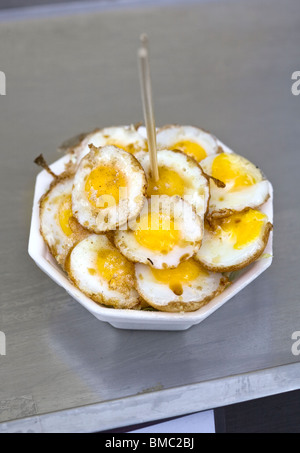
(195, 210), (273, 272)
(137, 149), (210, 217)
(67, 234), (140, 309)
(200, 153), (270, 217)
(71, 125), (147, 164)
(114, 195), (203, 269)
(156, 125), (220, 162)
(72, 145), (147, 232)
(135, 261), (227, 312)
(39, 174), (89, 268)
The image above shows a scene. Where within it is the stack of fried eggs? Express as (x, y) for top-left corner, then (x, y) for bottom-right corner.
(39, 124), (272, 313)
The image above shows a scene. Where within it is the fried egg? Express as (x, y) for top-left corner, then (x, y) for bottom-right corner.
(67, 234), (140, 309)
(156, 125), (220, 163)
(135, 259), (228, 312)
(114, 195), (203, 269)
(200, 152), (270, 217)
(39, 174), (89, 268)
(137, 149), (210, 217)
(71, 125), (147, 164)
(72, 145), (147, 232)
(195, 209), (273, 272)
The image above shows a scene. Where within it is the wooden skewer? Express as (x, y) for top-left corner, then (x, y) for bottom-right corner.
(140, 33), (148, 51)
(138, 34), (159, 182)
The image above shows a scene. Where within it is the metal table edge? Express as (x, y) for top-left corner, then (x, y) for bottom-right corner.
(1, 361), (299, 433)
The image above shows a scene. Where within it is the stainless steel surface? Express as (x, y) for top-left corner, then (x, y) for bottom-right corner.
(1, 363), (300, 433)
(0, 0), (299, 431)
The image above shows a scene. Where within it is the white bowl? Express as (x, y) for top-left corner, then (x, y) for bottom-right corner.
(28, 145), (273, 331)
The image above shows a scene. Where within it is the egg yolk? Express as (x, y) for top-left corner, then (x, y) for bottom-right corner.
(85, 165), (127, 209)
(211, 153), (257, 190)
(218, 209), (266, 249)
(96, 248), (133, 288)
(59, 194), (73, 236)
(172, 140), (207, 162)
(147, 166), (186, 198)
(105, 140), (137, 154)
(134, 212), (180, 253)
(151, 259), (208, 295)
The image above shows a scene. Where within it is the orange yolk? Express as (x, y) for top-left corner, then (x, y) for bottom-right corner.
(151, 259), (209, 295)
(211, 153), (257, 190)
(147, 166), (186, 198)
(134, 213), (180, 253)
(218, 209), (266, 249)
(106, 140), (138, 154)
(172, 140), (207, 162)
(85, 165), (127, 209)
(96, 248), (133, 287)
(59, 194), (73, 236)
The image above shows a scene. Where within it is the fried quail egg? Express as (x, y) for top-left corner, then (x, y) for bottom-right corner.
(39, 174), (89, 268)
(114, 195), (203, 269)
(67, 234), (140, 309)
(195, 209), (273, 272)
(72, 145), (147, 232)
(156, 125), (220, 163)
(71, 125), (147, 164)
(200, 152), (270, 217)
(135, 259), (228, 312)
(137, 149), (210, 217)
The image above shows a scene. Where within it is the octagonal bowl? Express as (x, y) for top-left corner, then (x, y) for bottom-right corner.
(28, 145), (273, 331)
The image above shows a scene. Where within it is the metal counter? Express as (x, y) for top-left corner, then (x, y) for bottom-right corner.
(0, 0), (299, 433)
